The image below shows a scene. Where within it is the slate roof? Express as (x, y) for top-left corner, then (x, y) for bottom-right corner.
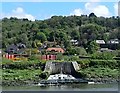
(5, 43), (26, 54)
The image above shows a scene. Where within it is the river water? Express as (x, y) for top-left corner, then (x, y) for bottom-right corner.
(2, 83), (118, 91)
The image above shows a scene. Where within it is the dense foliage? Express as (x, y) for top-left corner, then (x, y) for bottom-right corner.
(1, 14), (120, 54)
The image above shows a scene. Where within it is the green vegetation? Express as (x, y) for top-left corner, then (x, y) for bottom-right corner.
(1, 14), (120, 85)
(2, 54), (119, 86)
(1, 14), (120, 52)
(2, 57), (47, 86)
(91, 52), (115, 60)
(2, 57), (46, 70)
(3, 69), (42, 81)
(2, 69), (45, 86)
(87, 41), (99, 54)
(80, 67), (118, 79)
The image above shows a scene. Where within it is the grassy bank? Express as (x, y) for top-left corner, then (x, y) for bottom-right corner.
(2, 67), (118, 86)
(2, 57), (119, 86)
(2, 69), (44, 86)
(2, 57), (48, 86)
(79, 67), (118, 81)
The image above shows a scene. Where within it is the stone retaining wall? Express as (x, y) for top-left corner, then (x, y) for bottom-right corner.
(44, 61), (80, 75)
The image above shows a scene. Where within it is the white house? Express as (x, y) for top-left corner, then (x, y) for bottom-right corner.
(70, 39), (78, 45)
(107, 39), (119, 44)
(96, 40), (105, 44)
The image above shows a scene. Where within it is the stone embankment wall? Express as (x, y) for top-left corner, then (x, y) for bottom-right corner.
(44, 61), (80, 75)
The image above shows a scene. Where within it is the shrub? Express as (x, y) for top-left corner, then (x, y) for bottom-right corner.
(2, 59), (46, 70)
(69, 56), (79, 61)
(77, 60), (90, 69)
(28, 55), (39, 61)
(75, 47), (87, 55)
(56, 53), (63, 60)
(39, 72), (49, 79)
(2, 57), (13, 64)
(91, 51), (115, 60)
(89, 60), (118, 69)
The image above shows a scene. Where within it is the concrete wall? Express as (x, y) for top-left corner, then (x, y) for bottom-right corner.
(44, 61), (80, 75)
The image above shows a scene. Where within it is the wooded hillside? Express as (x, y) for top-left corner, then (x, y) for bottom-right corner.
(1, 13), (120, 53)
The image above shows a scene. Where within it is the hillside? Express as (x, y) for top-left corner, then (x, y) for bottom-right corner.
(1, 13), (120, 54)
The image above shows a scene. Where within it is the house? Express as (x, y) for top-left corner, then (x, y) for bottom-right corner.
(107, 39), (119, 50)
(5, 43), (26, 54)
(4, 43), (28, 61)
(3, 54), (29, 61)
(46, 47), (65, 54)
(5, 44), (18, 54)
(96, 40), (105, 44)
(38, 41), (57, 52)
(41, 55), (57, 60)
(70, 39), (78, 45)
(107, 39), (119, 44)
(17, 43), (26, 49)
(41, 46), (64, 60)
(96, 40), (106, 48)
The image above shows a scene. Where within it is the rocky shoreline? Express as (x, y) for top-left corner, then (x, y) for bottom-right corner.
(2, 78), (119, 86)
(86, 78), (119, 84)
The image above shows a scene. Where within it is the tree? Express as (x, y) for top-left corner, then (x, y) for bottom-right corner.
(80, 23), (106, 42)
(87, 41), (99, 54)
(71, 29), (80, 40)
(18, 33), (28, 45)
(66, 47), (87, 55)
(59, 31), (68, 45)
(36, 32), (47, 43)
(33, 40), (42, 48)
(76, 19), (82, 26)
(89, 13), (97, 18)
(2, 14), (119, 51)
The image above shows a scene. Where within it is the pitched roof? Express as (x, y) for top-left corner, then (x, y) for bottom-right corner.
(5, 43), (26, 54)
(107, 39), (119, 44)
(96, 40), (105, 44)
(46, 47), (65, 53)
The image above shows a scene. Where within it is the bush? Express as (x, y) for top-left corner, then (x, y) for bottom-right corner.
(63, 56), (70, 61)
(2, 60), (46, 70)
(91, 52), (115, 60)
(75, 47), (87, 55)
(65, 47), (87, 56)
(80, 67), (119, 79)
(69, 56), (79, 61)
(89, 60), (118, 69)
(56, 53), (63, 60)
(2, 57), (13, 64)
(77, 60), (90, 69)
(39, 72), (49, 79)
(28, 55), (39, 61)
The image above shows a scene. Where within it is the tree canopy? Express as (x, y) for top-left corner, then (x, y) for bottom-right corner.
(1, 14), (120, 53)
